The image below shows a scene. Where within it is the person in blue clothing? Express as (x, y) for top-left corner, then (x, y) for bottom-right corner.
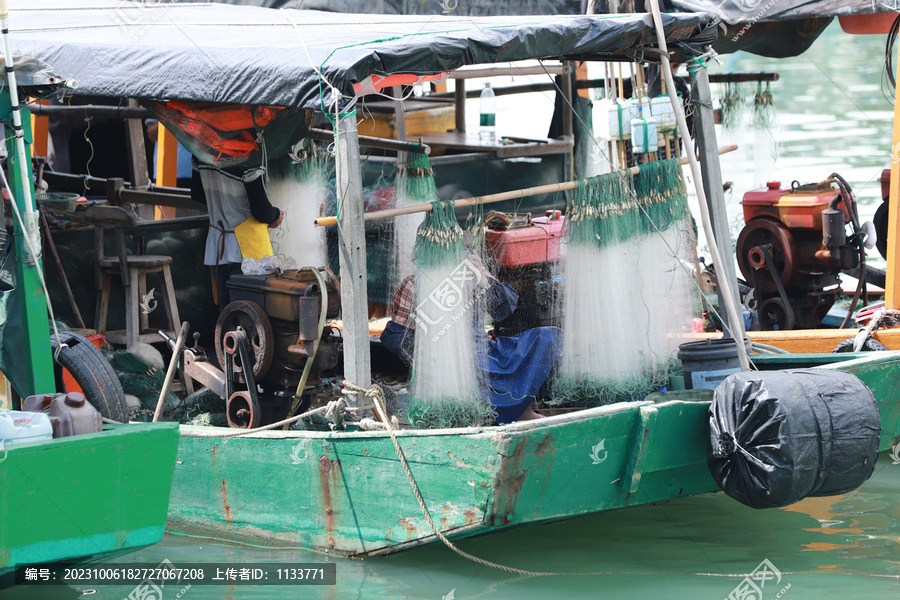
(380, 252), (562, 424)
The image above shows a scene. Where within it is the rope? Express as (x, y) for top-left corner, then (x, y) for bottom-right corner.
(853, 309), (900, 352)
(750, 342), (789, 355)
(178, 400), (374, 438)
(341, 381), (557, 577)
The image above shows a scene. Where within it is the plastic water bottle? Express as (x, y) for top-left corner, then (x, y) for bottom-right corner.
(479, 83), (496, 144)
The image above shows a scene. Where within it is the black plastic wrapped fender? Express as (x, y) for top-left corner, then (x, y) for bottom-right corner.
(708, 369), (881, 509)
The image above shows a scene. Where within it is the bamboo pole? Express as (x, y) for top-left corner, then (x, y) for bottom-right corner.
(0, 0), (37, 246)
(647, 0), (750, 371)
(314, 144), (737, 227)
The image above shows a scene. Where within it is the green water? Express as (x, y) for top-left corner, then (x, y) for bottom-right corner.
(714, 21), (897, 257)
(8, 20), (900, 600)
(8, 452), (899, 599)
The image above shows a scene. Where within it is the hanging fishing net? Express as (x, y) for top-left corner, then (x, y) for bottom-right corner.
(403, 200), (497, 429)
(142, 100), (311, 169)
(392, 152), (434, 296)
(552, 158), (697, 407)
(267, 139), (333, 268)
(719, 82), (745, 130)
(751, 81), (776, 129)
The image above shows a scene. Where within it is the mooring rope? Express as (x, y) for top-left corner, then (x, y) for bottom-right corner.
(174, 400), (374, 438)
(341, 381), (556, 577)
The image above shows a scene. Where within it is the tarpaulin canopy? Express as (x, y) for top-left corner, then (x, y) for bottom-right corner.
(8, 1), (717, 111)
(173, 0), (588, 16)
(667, 0), (894, 25)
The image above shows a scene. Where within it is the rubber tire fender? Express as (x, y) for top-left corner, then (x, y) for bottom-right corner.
(51, 331), (128, 422)
(832, 336), (889, 353)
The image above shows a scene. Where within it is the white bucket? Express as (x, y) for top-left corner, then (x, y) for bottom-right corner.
(650, 96), (677, 132)
(0, 411), (53, 449)
(630, 116), (658, 154)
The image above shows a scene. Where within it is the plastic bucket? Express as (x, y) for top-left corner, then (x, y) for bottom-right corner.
(677, 338), (749, 390)
(62, 333), (107, 394)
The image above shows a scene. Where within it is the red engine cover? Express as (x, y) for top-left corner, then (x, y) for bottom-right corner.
(741, 181), (851, 229)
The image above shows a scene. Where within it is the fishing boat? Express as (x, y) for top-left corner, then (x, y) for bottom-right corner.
(0, 421), (180, 581)
(0, 17), (180, 584)
(8, 0), (900, 561)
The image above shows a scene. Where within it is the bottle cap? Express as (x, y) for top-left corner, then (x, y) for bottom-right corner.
(65, 392), (86, 407)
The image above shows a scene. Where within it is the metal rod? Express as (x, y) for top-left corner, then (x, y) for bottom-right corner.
(308, 127), (429, 155)
(28, 104), (153, 119)
(315, 144), (738, 227)
(450, 64), (564, 79)
(38, 207), (85, 328)
(647, 0), (750, 370)
(428, 72), (780, 100)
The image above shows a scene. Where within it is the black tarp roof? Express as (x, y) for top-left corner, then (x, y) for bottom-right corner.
(9, 1), (716, 110)
(668, 0), (894, 24)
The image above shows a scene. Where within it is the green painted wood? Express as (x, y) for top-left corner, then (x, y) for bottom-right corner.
(167, 354), (900, 556)
(0, 422), (180, 573)
(751, 352), (870, 369)
(1, 96), (55, 399)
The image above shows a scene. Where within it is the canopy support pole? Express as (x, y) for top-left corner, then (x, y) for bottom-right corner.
(647, 0), (749, 370)
(691, 69), (741, 336)
(334, 113), (371, 399)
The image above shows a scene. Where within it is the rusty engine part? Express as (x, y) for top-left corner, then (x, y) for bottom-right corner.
(207, 268), (342, 426)
(222, 329), (261, 429)
(736, 177), (863, 330)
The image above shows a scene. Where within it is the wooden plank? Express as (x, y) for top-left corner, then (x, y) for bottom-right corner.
(334, 114), (371, 394)
(124, 99), (150, 190)
(886, 47), (900, 309)
(31, 99), (49, 158)
(156, 124), (179, 188)
(696, 328), (900, 353)
(692, 70), (741, 337)
(454, 79), (466, 133)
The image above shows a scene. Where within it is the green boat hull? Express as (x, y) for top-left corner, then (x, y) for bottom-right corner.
(0, 422), (180, 577)
(167, 353), (900, 556)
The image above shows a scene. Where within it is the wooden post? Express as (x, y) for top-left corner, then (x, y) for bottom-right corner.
(886, 47), (900, 309)
(124, 98), (150, 190)
(692, 69), (741, 335)
(31, 99), (49, 158)
(392, 85), (407, 165)
(454, 79), (466, 133)
(156, 125), (179, 188)
(334, 113), (371, 396)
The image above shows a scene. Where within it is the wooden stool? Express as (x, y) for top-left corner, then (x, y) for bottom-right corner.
(96, 254), (181, 348)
